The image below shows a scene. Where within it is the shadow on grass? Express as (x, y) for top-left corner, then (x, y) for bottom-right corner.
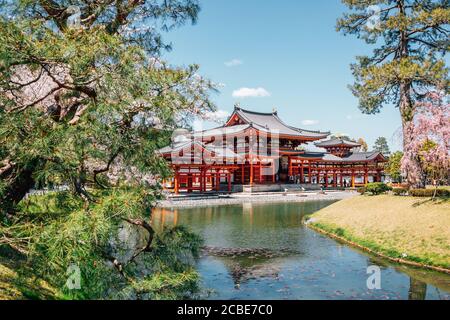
(0, 245), (57, 300)
(412, 197), (449, 207)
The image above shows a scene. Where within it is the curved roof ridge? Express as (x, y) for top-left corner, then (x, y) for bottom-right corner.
(271, 113), (328, 135)
(237, 107), (329, 136)
(192, 124), (234, 134)
(316, 138), (361, 147)
(192, 123), (249, 134)
(235, 106), (275, 116)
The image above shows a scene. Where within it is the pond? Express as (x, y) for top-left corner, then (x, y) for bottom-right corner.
(152, 201), (450, 300)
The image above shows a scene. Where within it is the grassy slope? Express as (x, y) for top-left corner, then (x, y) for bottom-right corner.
(310, 195), (450, 269)
(0, 254), (59, 300)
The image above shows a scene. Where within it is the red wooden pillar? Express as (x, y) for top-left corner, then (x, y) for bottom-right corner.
(308, 161), (312, 183)
(174, 170), (179, 194)
(215, 171), (220, 191)
(288, 156), (292, 176)
(201, 168), (206, 192)
(272, 160), (275, 183)
(325, 171), (328, 188)
(317, 169), (321, 185)
(250, 158), (254, 186)
(333, 172), (337, 187)
(364, 169), (368, 185)
(340, 173), (343, 187)
(188, 174), (193, 193)
(300, 163), (304, 183)
(241, 163), (245, 183)
(259, 161), (262, 183)
(351, 170), (355, 188)
(227, 172), (232, 192)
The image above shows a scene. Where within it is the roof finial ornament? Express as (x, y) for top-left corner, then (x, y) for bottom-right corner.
(234, 102), (241, 110)
(272, 107), (278, 114)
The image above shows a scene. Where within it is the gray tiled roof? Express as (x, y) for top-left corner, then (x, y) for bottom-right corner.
(297, 152), (327, 159)
(158, 140), (202, 154)
(315, 138), (361, 148)
(343, 151), (384, 162)
(299, 151), (385, 163)
(297, 152), (343, 161)
(322, 154), (344, 162)
(158, 140), (241, 161)
(192, 124), (251, 138)
(233, 107), (330, 139)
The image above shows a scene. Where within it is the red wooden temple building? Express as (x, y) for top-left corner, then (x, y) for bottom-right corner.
(159, 107), (387, 193)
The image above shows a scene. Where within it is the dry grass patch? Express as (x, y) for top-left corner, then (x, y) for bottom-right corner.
(311, 195), (450, 268)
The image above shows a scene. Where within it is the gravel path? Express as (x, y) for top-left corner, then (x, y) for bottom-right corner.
(156, 191), (357, 208)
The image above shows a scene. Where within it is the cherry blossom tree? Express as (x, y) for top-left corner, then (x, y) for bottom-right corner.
(401, 91), (450, 188)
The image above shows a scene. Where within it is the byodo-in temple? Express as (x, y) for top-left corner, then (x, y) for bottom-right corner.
(159, 107), (387, 193)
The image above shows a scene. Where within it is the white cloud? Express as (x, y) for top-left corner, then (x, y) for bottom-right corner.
(224, 59), (243, 67)
(333, 132), (350, 138)
(204, 109), (230, 122)
(301, 120), (319, 126)
(232, 87), (271, 98)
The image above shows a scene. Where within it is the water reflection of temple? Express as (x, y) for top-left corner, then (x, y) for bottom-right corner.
(152, 202), (331, 250)
(152, 208), (179, 232)
(218, 257), (282, 286)
(366, 252), (438, 300)
(152, 205), (449, 299)
(408, 278), (427, 300)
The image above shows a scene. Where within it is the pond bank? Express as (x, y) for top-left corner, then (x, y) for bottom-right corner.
(306, 195), (450, 274)
(156, 191), (357, 208)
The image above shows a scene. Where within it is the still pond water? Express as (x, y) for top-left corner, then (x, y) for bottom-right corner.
(152, 201), (450, 300)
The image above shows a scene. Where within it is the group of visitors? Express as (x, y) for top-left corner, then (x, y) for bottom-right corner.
(287, 175), (350, 188)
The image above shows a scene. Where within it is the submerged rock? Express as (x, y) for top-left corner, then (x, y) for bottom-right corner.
(201, 246), (300, 259)
(107, 221), (150, 265)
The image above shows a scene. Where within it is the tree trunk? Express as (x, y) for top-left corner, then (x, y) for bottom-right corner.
(408, 278), (427, 300)
(397, 0), (425, 188)
(399, 83), (425, 188)
(0, 162), (37, 215)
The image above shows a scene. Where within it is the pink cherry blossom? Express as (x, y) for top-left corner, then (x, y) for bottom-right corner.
(401, 91), (450, 186)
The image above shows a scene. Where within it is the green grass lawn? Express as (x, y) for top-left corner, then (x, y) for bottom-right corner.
(309, 194), (450, 269)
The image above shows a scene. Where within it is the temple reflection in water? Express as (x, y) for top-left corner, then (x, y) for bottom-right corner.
(151, 203), (449, 300)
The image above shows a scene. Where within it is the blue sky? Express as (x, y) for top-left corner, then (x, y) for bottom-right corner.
(162, 0), (403, 151)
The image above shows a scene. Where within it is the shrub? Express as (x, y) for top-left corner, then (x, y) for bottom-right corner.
(392, 188), (408, 196)
(365, 182), (392, 195)
(357, 187), (366, 195)
(409, 189), (450, 198)
(8, 189), (203, 300)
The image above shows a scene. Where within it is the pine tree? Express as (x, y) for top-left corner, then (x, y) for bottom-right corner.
(338, 0), (449, 187)
(0, 1), (215, 298)
(0, 0), (215, 213)
(387, 151), (404, 182)
(373, 137), (391, 156)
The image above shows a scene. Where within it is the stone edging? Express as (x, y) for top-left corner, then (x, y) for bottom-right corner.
(156, 192), (357, 208)
(305, 223), (450, 275)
